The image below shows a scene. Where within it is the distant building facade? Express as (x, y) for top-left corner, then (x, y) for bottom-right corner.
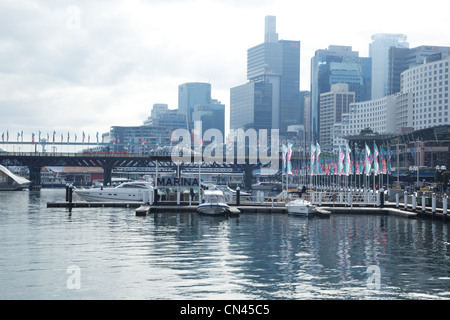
(401, 53), (450, 130)
(319, 83), (355, 148)
(388, 45), (450, 95)
(231, 16), (301, 138)
(310, 45), (371, 143)
(370, 33), (409, 99)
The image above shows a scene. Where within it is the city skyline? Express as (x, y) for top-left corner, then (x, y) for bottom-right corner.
(1, 0), (449, 139)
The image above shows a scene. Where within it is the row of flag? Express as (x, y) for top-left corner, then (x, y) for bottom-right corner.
(1, 131), (102, 144)
(304, 142), (395, 176)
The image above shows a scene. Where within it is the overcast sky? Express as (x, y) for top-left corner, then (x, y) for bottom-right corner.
(1, 0), (449, 141)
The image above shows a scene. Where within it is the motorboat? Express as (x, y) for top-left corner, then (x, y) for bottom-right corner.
(197, 190), (230, 216)
(285, 198), (316, 216)
(74, 181), (154, 202)
(0, 165), (30, 191)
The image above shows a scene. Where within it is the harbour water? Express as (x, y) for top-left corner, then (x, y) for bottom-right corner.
(1, 189), (449, 300)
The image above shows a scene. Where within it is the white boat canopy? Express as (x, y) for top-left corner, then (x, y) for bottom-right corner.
(0, 165), (31, 186)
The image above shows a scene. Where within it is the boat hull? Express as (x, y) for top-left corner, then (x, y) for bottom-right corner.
(197, 203), (230, 216)
(74, 190), (145, 202)
(286, 200), (315, 216)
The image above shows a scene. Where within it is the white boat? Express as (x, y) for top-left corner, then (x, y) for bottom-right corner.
(197, 190), (230, 215)
(285, 198), (316, 216)
(0, 165), (30, 191)
(74, 181), (154, 202)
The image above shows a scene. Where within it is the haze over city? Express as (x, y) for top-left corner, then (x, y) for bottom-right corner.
(1, 0), (449, 138)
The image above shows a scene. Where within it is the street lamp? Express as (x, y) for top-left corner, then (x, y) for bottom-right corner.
(435, 165), (447, 193)
(409, 165), (419, 189)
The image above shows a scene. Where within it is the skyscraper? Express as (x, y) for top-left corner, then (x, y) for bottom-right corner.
(178, 82), (212, 131)
(369, 34), (409, 99)
(310, 45), (371, 143)
(230, 16), (301, 137)
(388, 45), (450, 95)
(319, 83), (355, 147)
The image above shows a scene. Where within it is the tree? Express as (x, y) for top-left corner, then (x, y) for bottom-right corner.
(359, 127), (379, 135)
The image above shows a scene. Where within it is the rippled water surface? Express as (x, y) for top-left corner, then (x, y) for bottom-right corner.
(1, 189), (449, 299)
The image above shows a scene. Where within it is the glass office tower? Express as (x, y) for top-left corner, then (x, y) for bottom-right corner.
(231, 16), (300, 138)
(178, 82), (212, 131)
(310, 45), (371, 143)
(369, 34), (409, 99)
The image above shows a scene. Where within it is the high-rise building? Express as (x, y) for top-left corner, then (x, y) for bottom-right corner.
(192, 99), (225, 142)
(370, 34), (409, 99)
(230, 16), (300, 137)
(178, 82), (212, 131)
(401, 53), (450, 130)
(388, 45), (450, 95)
(310, 45), (371, 143)
(319, 83), (355, 148)
(230, 81), (272, 131)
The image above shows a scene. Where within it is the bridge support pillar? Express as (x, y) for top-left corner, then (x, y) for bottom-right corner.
(29, 167), (42, 190)
(103, 166), (112, 186)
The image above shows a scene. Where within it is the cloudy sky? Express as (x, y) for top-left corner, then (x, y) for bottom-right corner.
(1, 0), (449, 141)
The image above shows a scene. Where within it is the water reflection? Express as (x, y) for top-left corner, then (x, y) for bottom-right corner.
(0, 189), (449, 299)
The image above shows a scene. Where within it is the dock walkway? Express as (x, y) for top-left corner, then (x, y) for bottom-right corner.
(47, 200), (448, 222)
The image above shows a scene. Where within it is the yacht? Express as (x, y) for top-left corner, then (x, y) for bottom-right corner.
(197, 190), (230, 215)
(285, 198), (316, 216)
(74, 181), (154, 203)
(0, 165), (30, 191)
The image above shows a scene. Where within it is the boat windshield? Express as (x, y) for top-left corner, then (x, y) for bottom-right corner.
(206, 194), (225, 203)
(117, 183), (150, 189)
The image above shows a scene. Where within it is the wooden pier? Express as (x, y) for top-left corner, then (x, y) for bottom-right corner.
(46, 200), (448, 222)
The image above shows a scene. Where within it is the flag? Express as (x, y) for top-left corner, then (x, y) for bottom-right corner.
(355, 152), (360, 175)
(287, 142), (293, 175)
(316, 142), (321, 174)
(387, 147), (393, 174)
(365, 143), (372, 175)
(282, 143), (288, 175)
(310, 143), (316, 175)
(344, 143), (351, 175)
(338, 146), (344, 175)
(374, 142), (379, 175)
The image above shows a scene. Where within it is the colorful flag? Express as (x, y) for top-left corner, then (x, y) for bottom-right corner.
(365, 143), (372, 175)
(337, 146), (344, 175)
(374, 142), (379, 175)
(310, 143), (316, 175)
(344, 143), (351, 175)
(287, 142), (293, 175)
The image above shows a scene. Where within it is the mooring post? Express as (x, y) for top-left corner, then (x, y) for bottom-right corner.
(443, 195), (448, 214)
(432, 193), (436, 214)
(396, 193), (399, 208)
(412, 193), (416, 210)
(65, 183), (70, 202)
(404, 191), (408, 210)
(422, 195), (426, 212)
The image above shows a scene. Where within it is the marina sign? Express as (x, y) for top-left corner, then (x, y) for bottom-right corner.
(156, 177), (199, 187)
